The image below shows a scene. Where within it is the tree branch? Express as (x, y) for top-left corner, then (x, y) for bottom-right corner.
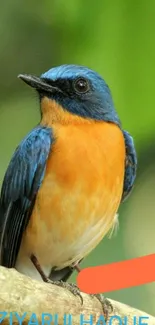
(0, 266), (154, 324)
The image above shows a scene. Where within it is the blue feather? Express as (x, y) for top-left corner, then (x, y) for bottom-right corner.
(122, 130), (137, 202)
(0, 125), (53, 267)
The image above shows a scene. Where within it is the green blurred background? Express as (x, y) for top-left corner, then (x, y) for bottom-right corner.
(0, 0), (155, 316)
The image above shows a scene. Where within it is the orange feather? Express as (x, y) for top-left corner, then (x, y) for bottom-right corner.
(16, 98), (125, 278)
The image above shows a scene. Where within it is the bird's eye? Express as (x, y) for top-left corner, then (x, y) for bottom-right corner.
(73, 78), (90, 94)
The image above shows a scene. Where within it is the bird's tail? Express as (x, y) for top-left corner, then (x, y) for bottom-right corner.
(49, 259), (83, 282)
(49, 266), (74, 282)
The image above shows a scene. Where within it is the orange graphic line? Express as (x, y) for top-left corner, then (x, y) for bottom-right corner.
(77, 254), (155, 294)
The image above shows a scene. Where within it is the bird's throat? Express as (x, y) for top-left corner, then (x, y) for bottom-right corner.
(40, 97), (94, 126)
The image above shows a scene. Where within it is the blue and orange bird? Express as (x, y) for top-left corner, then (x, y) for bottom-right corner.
(0, 65), (137, 316)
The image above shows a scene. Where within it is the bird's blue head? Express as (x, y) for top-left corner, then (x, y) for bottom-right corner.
(18, 64), (120, 125)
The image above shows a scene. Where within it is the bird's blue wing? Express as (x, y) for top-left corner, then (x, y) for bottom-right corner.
(121, 130), (137, 202)
(0, 125), (53, 267)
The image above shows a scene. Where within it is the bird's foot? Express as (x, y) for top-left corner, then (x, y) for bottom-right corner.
(30, 254), (83, 304)
(31, 254), (49, 282)
(47, 279), (83, 305)
(91, 294), (113, 321)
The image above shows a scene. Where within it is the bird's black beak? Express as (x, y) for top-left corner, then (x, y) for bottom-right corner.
(18, 74), (61, 93)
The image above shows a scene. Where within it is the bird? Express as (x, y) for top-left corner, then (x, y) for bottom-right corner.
(0, 64), (137, 317)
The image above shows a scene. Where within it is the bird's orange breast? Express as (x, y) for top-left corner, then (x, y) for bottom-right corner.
(19, 120), (125, 271)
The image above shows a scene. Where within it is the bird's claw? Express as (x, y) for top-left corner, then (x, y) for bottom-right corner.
(91, 294), (113, 321)
(47, 279), (83, 305)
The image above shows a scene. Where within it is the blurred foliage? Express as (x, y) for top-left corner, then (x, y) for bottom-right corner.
(0, 0), (154, 316)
